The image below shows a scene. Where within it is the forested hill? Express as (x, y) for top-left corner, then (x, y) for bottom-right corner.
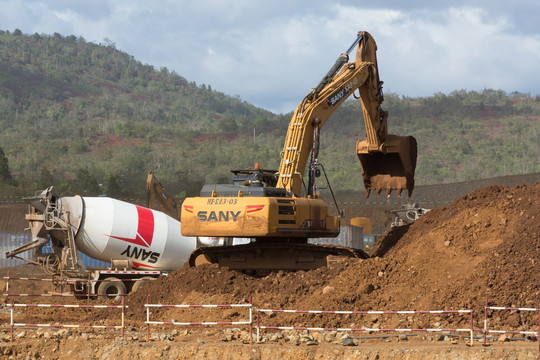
(0, 29), (539, 200)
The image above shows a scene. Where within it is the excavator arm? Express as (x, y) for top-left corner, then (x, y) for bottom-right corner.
(277, 31), (416, 198)
(354, 33), (417, 197)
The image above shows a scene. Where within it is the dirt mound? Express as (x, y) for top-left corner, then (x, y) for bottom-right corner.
(127, 182), (539, 330)
(332, 172), (540, 233)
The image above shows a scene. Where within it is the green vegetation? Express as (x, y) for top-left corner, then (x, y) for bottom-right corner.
(0, 29), (539, 200)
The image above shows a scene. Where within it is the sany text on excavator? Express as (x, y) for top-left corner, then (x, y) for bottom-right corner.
(181, 31), (417, 271)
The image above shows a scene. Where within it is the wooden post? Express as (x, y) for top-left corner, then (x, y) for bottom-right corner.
(256, 308), (260, 343)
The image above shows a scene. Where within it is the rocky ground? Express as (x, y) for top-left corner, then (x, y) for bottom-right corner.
(0, 175), (539, 359)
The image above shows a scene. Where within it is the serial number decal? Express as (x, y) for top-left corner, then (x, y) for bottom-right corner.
(207, 198), (238, 205)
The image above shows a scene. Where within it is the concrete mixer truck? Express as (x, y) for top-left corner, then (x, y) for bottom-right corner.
(5, 187), (222, 299)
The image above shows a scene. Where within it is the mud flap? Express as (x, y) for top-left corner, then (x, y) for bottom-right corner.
(357, 135), (417, 197)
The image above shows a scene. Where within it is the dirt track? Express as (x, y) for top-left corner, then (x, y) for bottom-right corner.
(0, 175), (539, 359)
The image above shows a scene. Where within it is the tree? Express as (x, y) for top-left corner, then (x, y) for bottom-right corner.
(36, 167), (55, 190)
(103, 173), (123, 198)
(72, 168), (101, 195)
(0, 146), (14, 185)
(218, 118), (238, 132)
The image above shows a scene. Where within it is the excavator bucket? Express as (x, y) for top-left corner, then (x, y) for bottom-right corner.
(357, 135), (417, 197)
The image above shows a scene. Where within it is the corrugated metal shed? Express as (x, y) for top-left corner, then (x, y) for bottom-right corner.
(0, 231), (32, 268)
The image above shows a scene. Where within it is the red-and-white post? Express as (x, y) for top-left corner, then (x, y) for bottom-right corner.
(10, 299), (14, 342)
(121, 296), (125, 339)
(146, 295), (150, 341)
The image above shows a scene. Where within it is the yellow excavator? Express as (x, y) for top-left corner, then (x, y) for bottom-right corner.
(181, 31), (417, 271)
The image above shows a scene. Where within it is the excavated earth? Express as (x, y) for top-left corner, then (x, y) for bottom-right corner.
(0, 180), (539, 359)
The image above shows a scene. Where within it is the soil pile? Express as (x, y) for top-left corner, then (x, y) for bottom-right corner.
(128, 183), (539, 329)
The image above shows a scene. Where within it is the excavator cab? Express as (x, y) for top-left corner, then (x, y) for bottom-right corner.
(357, 134), (417, 197)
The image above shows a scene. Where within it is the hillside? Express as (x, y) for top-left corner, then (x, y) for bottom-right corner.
(0, 30), (539, 200)
(0, 30), (285, 198)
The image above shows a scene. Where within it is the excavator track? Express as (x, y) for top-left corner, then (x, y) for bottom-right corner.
(189, 242), (369, 271)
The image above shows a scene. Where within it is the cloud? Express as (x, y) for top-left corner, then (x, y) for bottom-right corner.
(324, 5), (540, 99)
(0, 1), (539, 113)
(193, 4), (540, 112)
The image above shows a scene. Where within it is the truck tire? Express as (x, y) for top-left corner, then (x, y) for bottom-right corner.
(98, 277), (126, 300)
(131, 276), (154, 293)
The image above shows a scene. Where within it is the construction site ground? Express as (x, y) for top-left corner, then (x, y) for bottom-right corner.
(0, 173), (539, 359)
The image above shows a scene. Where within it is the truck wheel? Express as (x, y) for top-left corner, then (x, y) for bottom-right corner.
(131, 276), (154, 293)
(98, 277), (126, 300)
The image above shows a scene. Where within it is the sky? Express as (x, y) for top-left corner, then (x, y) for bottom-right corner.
(1, 1), (540, 114)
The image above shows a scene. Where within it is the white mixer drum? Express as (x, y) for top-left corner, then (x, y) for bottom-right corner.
(60, 196), (197, 270)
